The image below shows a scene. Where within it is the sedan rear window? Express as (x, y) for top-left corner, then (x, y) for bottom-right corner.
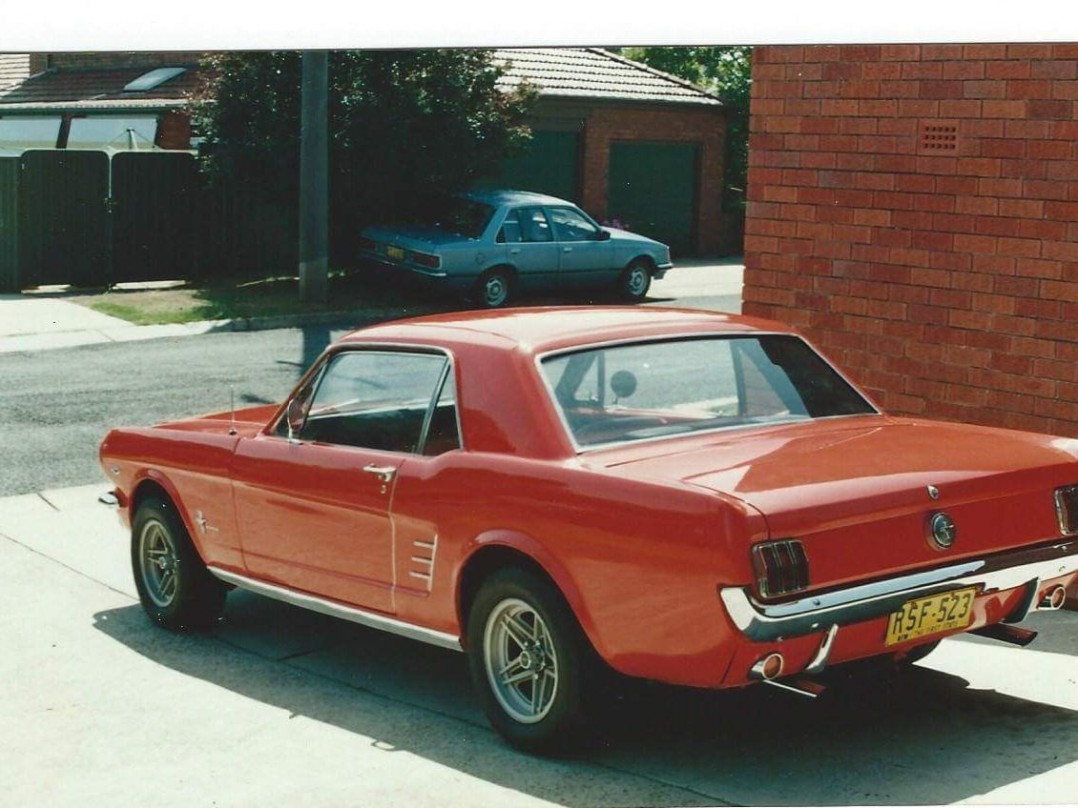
(540, 336), (876, 448)
(411, 195), (495, 240)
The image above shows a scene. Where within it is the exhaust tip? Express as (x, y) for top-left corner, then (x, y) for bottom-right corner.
(750, 652), (785, 681)
(1040, 585), (1067, 611)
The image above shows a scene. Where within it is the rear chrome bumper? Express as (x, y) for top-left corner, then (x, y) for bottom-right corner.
(720, 539), (1078, 643)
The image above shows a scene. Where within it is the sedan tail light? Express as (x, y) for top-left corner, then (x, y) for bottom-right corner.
(1056, 485), (1078, 535)
(409, 251), (441, 269)
(752, 539), (809, 599)
(358, 236), (377, 251)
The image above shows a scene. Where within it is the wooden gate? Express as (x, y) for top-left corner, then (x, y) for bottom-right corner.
(18, 150), (110, 287)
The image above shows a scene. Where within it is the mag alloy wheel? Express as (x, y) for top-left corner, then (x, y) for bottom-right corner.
(483, 597), (560, 723)
(139, 518), (180, 608)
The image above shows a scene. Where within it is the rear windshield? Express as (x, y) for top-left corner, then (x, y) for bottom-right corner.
(410, 195), (495, 239)
(540, 335), (877, 449)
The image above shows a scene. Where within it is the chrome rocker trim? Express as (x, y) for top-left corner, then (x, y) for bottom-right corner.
(208, 567), (463, 652)
(720, 540), (1078, 643)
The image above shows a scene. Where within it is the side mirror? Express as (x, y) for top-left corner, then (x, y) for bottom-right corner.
(596, 229), (612, 241)
(610, 369), (637, 402)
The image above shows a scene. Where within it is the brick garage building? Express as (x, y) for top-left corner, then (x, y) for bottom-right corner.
(742, 44), (1077, 438)
(494, 48), (728, 256)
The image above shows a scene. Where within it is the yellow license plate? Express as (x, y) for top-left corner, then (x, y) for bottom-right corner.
(386, 245), (405, 260)
(885, 587), (976, 646)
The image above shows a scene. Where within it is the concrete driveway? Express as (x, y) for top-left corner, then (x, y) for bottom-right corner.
(2, 484), (1077, 806)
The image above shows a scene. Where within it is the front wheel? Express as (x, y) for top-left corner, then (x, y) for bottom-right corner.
(466, 567), (589, 754)
(617, 259), (652, 302)
(132, 497), (227, 630)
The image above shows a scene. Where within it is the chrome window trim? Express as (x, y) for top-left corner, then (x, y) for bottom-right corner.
(534, 331), (881, 455)
(269, 343), (465, 454)
(208, 566), (462, 651)
(720, 539), (1078, 642)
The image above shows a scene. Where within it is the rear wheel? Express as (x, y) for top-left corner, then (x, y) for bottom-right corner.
(467, 567), (590, 754)
(474, 267), (513, 309)
(617, 259), (652, 302)
(132, 497), (227, 630)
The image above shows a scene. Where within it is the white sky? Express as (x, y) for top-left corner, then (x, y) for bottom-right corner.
(1, 0), (1077, 51)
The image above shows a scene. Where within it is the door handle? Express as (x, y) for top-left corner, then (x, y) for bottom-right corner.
(509, 248), (520, 255)
(562, 247), (572, 253)
(363, 464), (397, 483)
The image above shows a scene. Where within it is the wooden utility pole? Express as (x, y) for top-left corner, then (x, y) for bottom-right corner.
(299, 50), (328, 304)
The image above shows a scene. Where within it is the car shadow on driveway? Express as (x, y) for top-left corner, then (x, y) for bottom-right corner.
(92, 592), (1078, 806)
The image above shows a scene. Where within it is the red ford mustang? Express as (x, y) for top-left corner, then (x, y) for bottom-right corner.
(100, 307), (1078, 752)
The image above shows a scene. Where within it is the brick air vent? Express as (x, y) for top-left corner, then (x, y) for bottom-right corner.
(919, 121), (959, 154)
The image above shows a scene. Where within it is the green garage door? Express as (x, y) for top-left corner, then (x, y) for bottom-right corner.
(608, 141), (698, 256)
(483, 129), (580, 202)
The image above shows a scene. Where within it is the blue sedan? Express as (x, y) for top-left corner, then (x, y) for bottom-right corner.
(359, 190), (673, 308)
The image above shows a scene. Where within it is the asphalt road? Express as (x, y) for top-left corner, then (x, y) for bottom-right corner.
(0, 272), (741, 497)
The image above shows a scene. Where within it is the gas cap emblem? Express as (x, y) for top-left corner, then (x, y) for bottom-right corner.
(929, 512), (957, 549)
(927, 485), (940, 501)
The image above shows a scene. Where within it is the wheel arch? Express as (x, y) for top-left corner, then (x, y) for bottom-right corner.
(129, 472), (203, 556)
(480, 263), (519, 285)
(455, 532), (598, 655)
(625, 254), (657, 273)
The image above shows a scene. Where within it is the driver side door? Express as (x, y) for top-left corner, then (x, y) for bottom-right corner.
(231, 349), (452, 613)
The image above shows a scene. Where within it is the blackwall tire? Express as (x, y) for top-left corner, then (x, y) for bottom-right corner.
(466, 567), (590, 754)
(131, 496), (227, 631)
(617, 260), (652, 302)
(474, 268), (513, 309)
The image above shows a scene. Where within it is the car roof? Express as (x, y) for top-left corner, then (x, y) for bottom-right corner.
(338, 307), (796, 355)
(463, 189), (574, 208)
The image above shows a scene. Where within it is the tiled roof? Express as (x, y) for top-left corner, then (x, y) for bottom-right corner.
(0, 54), (31, 90)
(0, 48), (720, 112)
(494, 47), (721, 107)
(0, 64), (202, 111)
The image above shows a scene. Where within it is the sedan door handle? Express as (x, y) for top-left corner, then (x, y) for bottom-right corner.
(562, 247), (572, 253)
(509, 248), (520, 255)
(363, 464), (397, 483)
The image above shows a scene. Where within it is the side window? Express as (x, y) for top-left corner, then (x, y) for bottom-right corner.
(497, 209), (523, 244)
(548, 207), (600, 242)
(297, 351), (449, 453)
(422, 372), (462, 456)
(518, 207), (553, 243)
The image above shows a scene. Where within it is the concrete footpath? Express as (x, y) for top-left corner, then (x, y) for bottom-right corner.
(0, 259), (745, 354)
(2, 483), (1077, 806)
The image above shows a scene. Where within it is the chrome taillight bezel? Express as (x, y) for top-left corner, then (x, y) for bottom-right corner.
(1055, 485), (1078, 536)
(751, 539), (809, 599)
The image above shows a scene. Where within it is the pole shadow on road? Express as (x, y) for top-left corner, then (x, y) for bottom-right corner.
(91, 592), (1078, 807)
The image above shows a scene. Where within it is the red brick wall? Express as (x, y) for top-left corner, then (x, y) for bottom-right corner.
(743, 44), (1078, 438)
(580, 104), (726, 255)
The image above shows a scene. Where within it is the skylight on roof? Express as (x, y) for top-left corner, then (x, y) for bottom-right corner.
(123, 67), (186, 93)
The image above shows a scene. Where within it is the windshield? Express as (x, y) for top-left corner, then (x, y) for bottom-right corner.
(540, 336), (876, 449)
(408, 195), (495, 239)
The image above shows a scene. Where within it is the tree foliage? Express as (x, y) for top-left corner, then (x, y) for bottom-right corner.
(615, 47), (751, 210)
(192, 50), (536, 258)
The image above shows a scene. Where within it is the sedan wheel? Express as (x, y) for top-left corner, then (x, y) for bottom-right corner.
(476, 269), (512, 309)
(467, 567), (588, 753)
(132, 496), (227, 630)
(618, 260), (651, 302)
